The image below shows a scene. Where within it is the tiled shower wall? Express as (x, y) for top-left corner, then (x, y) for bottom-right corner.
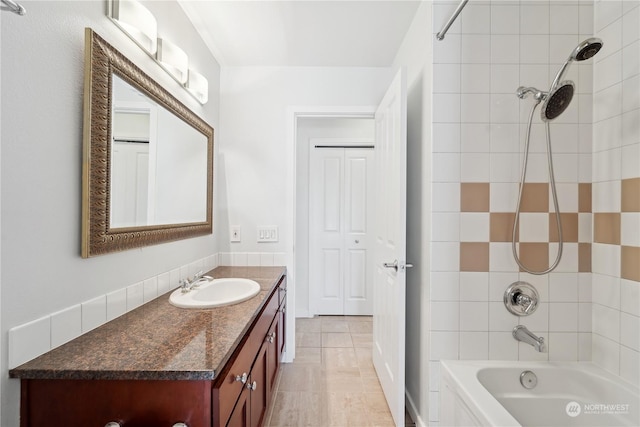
(591, 0), (640, 385)
(430, 0), (597, 423)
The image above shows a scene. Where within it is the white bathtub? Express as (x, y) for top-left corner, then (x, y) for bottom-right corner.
(440, 360), (640, 427)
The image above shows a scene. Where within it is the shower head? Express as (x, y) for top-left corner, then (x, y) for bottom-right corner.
(551, 37), (603, 90)
(571, 37), (604, 61)
(541, 81), (574, 122)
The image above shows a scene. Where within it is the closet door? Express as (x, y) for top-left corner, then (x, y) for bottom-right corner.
(309, 147), (373, 315)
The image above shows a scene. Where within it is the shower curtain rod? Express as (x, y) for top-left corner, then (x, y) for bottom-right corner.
(1, 0), (26, 15)
(436, 0), (468, 41)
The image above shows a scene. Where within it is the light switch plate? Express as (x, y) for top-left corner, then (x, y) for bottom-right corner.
(257, 226), (278, 242)
(230, 226), (241, 242)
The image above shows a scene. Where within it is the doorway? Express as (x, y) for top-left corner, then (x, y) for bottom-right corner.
(294, 117), (375, 318)
(309, 142), (374, 315)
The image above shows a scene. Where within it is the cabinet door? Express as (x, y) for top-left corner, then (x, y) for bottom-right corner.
(266, 316), (279, 397)
(278, 303), (286, 361)
(249, 343), (269, 427)
(226, 386), (250, 427)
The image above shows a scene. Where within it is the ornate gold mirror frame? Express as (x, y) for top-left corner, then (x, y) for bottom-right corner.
(82, 28), (214, 257)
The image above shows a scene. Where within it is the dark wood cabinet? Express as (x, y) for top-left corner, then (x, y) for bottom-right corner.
(18, 274), (287, 427)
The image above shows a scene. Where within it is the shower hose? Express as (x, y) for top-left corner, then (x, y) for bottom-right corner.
(512, 99), (564, 275)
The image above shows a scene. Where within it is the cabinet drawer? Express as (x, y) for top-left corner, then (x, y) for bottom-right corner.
(22, 379), (211, 427)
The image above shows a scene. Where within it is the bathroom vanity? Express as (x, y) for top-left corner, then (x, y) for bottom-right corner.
(10, 266), (287, 427)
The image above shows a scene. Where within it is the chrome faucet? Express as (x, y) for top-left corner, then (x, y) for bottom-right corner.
(513, 325), (547, 353)
(180, 271), (213, 293)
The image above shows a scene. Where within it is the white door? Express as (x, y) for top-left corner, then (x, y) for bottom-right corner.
(372, 69), (407, 427)
(110, 141), (150, 227)
(309, 146), (374, 315)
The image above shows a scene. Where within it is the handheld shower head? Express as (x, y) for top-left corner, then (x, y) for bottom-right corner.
(541, 81), (574, 122)
(551, 37), (603, 90)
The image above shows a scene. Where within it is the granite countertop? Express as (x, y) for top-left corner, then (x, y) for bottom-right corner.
(9, 266), (286, 381)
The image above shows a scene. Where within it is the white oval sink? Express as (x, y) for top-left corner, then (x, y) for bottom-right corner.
(169, 278), (261, 309)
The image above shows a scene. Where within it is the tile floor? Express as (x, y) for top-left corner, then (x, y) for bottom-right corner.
(265, 315), (416, 427)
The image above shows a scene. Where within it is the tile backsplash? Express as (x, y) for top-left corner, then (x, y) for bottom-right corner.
(8, 252), (286, 369)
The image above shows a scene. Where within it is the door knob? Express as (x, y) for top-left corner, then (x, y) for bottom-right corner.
(383, 260), (413, 272)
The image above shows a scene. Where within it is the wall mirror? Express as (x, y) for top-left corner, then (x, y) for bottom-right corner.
(82, 28), (214, 257)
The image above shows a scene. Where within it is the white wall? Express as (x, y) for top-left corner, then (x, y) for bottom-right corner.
(295, 117), (375, 317)
(0, 1), (220, 424)
(591, 0), (640, 386)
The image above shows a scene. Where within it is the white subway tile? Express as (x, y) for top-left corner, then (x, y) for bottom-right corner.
(622, 74), (640, 112)
(521, 4), (550, 34)
(434, 64), (461, 94)
(433, 94), (461, 123)
(430, 391), (440, 422)
(231, 252), (248, 266)
(127, 282), (144, 311)
(591, 244), (621, 277)
(431, 302), (460, 331)
(579, 213), (593, 243)
(520, 273), (550, 302)
(490, 65), (519, 94)
(491, 35), (520, 64)
(142, 277), (158, 303)
(491, 94), (520, 124)
(431, 242), (460, 272)
(621, 312), (640, 351)
(554, 183), (579, 212)
(459, 302), (489, 331)
(592, 273), (621, 309)
(596, 15), (623, 59)
(461, 94), (490, 123)
(219, 252), (232, 266)
(549, 333), (578, 361)
(490, 242), (519, 273)
(433, 3), (461, 36)
(520, 35), (550, 64)
(461, 4), (490, 34)
(461, 124), (490, 153)
(430, 272), (460, 301)
(592, 303), (621, 340)
(621, 143), (640, 179)
(273, 253), (287, 266)
(188, 259), (204, 277)
(490, 124), (520, 153)
(430, 361), (441, 391)
(594, 116), (623, 153)
(578, 273), (593, 303)
(579, 3), (594, 34)
(51, 305), (82, 349)
(519, 213), (549, 243)
(157, 272), (171, 296)
(519, 302), (549, 331)
(594, 81), (623, 122)
(82, 295), (107, 334)
(491, 4), (520, 34)
(433, 123), (461, 153)
(490, 183), (519, 212)
(461, 64), (490, 93)
(620, 346), (640, 386)
(621, 279), (640, 316)
(621, 213), (640, 246)
(259, 253), (274, 266)
(552, 242), (579, 273)
(520, 65), (551, 93)
(460, 332), (489, 360)
(106, 288), (127, 322)
(459, 213), (490, 242)
(622, 41), (639, 80)
(432, 212), (460, 242)
(169, 268), (181, 290)
(432, 183), (460, 212)
(9, 316), (51, 369)
(430, 331), (459, 360)
(550, 35), (580, 64)
(579, 303), (592, 332)
(579, 332), (592, 361)
(592, 333), (620, 375)
(549, 302), (579, 332)
(459, 272), (489, 302)
(578, 63), (594, 95)
(593, 181), (621, 212)
(578, 153), (592, 183)
(489, 302), (519, 332)
(489, 331), (518, 360)
(460, 153), (490, 182)
(461, 35), (490, 64)
(595, 0), (622, 32)
(434, 34), (461, 64)
(550, 273), (579, 302)
(550, 4), (580, 35)
(247, 252), (261, 266)
(433, 153), (461, 182)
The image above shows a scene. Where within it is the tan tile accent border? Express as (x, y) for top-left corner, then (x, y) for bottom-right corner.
(549, 213), (579, 242)
(461, 183), (490, 212)
(594, 213), (621, 245)
(621, 246), (640, 282)
(460, 242), (489, 272)
(520, 183), (549, 212)
(579, 183), (592, 213)
(490, 213), (518, 242)
(622, 178), (640, 212)
(518, 243), (549, 272)
(579, 243), (592, 273)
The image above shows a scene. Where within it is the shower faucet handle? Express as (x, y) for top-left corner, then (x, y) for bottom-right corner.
(504, 281), (540, 316)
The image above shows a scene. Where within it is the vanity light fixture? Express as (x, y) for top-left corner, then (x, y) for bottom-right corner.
(110, 0), (158, 55)
(157, 38), (189, 84)
(186, 69), (209, 105)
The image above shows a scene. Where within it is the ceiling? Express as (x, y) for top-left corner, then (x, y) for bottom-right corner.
(178, 1), (421, 67)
